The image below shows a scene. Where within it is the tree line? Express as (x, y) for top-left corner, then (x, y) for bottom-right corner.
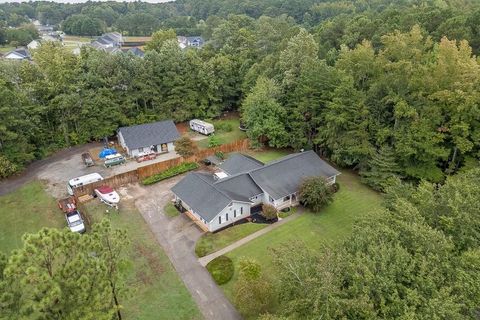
(0, 1), (479, 189)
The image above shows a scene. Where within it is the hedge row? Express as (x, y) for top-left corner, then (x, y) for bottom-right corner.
(142, 162), (199, 185)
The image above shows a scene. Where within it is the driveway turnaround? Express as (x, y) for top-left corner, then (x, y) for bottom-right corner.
(198, 212), (301, 267)
(132, 177), (242, 320)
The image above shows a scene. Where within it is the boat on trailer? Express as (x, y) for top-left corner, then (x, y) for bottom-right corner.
(94, 185), (120, 208)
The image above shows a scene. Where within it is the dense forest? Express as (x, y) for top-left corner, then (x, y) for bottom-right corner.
(0, 0), (479, 190)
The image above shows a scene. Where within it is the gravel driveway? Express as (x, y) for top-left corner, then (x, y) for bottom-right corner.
(130, 177), (241, 320)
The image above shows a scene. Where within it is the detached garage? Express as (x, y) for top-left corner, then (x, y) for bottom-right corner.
(118, 120), (180, 157)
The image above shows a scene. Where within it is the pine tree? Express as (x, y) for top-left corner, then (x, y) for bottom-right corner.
(361, 146), (402, 191)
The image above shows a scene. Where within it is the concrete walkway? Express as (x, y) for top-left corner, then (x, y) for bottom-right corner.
(199, 212), (301, 267)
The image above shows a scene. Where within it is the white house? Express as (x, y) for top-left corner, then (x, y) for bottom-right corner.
(117, 120), (180, 158)
(27, 40), (41, 50)
(4, 48), (30, 60)
(172, 151), (341, 232)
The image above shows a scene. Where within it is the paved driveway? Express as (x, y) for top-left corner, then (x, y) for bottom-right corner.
(130, 177), (241, 320)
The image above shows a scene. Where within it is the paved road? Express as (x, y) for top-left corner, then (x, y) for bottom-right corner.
(0, 142), (102, 196)
(132, 178), (242, 320)
(198, 212), (301, 267)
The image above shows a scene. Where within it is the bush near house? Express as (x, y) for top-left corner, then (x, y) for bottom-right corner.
(298, 176), (334, 212)
(174, 136), (198, 158)
(206, 255), (234, 285)
(142, 162), (199, 185)
(261, 204), (278, 220)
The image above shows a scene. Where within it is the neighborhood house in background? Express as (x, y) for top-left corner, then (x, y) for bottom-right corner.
(172, 151), (340, 232)
(4, 48), (31, 60)
(118, 120), (180, 158)
(67, 172), (104, 195)
(177, 36), (204, 49)
(189, 119), (215, 135)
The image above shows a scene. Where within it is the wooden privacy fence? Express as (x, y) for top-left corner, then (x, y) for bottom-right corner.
(73, 138), (250, 198)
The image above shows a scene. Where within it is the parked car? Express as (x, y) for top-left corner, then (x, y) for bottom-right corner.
(81, 152), (94, 167)
(104, 153), (126, 168)
(65, 210), (86, 233)
(135, 150), (157, 163)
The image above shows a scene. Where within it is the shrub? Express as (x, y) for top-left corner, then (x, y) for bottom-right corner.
(331, 182), (340, 193)
(208, 135), (221, 148)
(261, 204), (278, 220)
(0, 156), (18, 179)
(142, 162), (199, 185)
(299, 176), (334, 212)
(174, 136), (197, 158)
(215, 151), (225, 160)
(206, 255), (234, 285)
(216, 122), (233, 132)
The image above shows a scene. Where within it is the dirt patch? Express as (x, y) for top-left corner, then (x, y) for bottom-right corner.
(176, 122), (189, 134)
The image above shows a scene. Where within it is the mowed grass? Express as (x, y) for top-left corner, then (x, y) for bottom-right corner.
(0, 181), (64, 254)
(195, 223), (267, 257)
(196, 118), (246, 149)
(83, 200), (201, 320)
(246, 148), (292, 163)
(0, 46), (15, 53)
(164, 203), (180, 218)
(220, 171), (382, 303)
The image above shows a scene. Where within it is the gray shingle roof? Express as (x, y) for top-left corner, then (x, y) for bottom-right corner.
(214, 173), (263, 202)
(118, 120), (180, 150)
(249, 150), (340, 200)
(219, 153), (264, 175)
(171, 172), (232, 222)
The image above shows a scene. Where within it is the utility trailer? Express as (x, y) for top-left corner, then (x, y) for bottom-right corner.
(58, 196), (77, 213)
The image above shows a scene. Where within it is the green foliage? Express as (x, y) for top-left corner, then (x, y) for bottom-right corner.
(0, 155), (17, 178)
(208, 135), (221, 148)
(298, 176), (334, 212)
(242, 77), (288, 148)
(261, 204), (278, 220)
(62, 14), (106, 36)
(142, 162), (198, 185)
(206, 255), (234, 285)
(215, 122), (233, 132)
(215, 151), (225, 160)
(0, 220), (128, 319)
(145, 28), (177, 52)
(273, 169), (480, 319)
(174, 136), (197, 158)
(234, 257), (274, 317)
(360, 146), (402, 191)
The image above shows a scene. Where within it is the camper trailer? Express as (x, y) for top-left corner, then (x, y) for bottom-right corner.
(189, 119), (215, 135)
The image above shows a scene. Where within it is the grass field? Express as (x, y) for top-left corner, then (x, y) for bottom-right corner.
(195, 223), (267, 257)
(196, 118), (246, 149)
(83, 200), (201, 320)
(0, 46), (15, 54)
(220, 171), (382, 307)
(246, 149), (291, 163)
(0, 182), (64, 254)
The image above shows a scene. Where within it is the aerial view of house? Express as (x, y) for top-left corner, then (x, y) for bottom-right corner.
(4, 48), (31, 60)
(172, 151), (340, 232)
(117, 120), (180, 157)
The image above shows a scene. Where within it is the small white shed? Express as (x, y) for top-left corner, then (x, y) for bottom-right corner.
(189, 119), (215, 135)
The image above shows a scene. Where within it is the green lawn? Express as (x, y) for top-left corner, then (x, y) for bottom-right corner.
(196, 118), (246, 149)
(0, 46), (15, 53)
(220, 171), (382, 307)
(83, 200), (201, 320)
(195, 223), (267, 257)
(164, 203), (180, 218)
(0, 181), (64, 254)
(246, 148), (292, 163)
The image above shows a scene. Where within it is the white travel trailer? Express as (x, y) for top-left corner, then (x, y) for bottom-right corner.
(67, 173), (104, 195)
(189, 119), (215, 135)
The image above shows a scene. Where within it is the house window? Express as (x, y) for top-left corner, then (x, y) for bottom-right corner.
(283, 195), (290, 202)
(234, 210), (236, 218)
(161, 144), (168, 152)
(219, 216), (222, 224)
(240, 207), (243, 215)
(226, 213), (229, 221)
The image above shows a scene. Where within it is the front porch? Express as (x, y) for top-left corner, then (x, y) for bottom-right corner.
(184, 210), (210, 232)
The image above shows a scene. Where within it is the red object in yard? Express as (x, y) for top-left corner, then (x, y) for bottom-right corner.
(58, 196), (77, 213)
(136, 151), (157, 163)
(96, 185), (114, 194)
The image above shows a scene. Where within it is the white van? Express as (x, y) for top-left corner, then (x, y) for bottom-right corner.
(67, 173), (104, 195)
